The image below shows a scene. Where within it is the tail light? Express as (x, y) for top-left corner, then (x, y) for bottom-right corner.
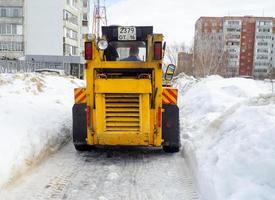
(85, 42), (93, 60)
(154, 42), (162, 60)
(85, 106), (91, 127)
(157, 107), (162, 128)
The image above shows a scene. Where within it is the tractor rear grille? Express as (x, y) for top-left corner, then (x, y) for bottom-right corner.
(105, 94), (140, 132)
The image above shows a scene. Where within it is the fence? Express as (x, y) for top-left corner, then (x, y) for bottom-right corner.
(0, 60), (73, 74)
(0, 60), (86, 79)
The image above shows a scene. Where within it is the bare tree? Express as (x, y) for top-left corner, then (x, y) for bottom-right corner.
(193, 32), (228, 77)
(164, 42), (186, 65)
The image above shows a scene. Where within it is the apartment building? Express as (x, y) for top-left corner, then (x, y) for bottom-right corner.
(80, 0), (90, 58)
(0, 0), (90, 63)
(0, 0), (24, 59)
(194, 16), (275, 78)
(223, 17), (241, 76)
(253, 19), (274, 77)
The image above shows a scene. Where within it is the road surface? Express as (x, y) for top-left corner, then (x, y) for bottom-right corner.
(0, 142), (199, 200)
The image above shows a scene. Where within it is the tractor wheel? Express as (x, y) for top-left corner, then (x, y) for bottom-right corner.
(74, 144), (90, 151)
(73, 103), (89, 152)
(163, 146), (180, 153)
(162, 104), (181, 153)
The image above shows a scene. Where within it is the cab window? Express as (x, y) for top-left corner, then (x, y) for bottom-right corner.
(104, 41), (147, 61)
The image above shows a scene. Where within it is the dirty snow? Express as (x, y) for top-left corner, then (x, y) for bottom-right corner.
(0, 73), (84, 188)
(175, 75), (275, 200)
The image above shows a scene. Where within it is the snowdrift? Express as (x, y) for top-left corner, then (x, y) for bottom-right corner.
(0, 73), (84, 188)
(175, 75), (275, 200)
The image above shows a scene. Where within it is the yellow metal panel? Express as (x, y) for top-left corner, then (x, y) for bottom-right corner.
(140, 94), (150, 144)
(96, 133), (148, 146)
(149, 109), (155, 145)
(106, 117), (139, 122)
(84, 34), (165, 147)
(94, 93), (105, 145)
(92, 93), (151, 146)
(95, 79), (152, 94)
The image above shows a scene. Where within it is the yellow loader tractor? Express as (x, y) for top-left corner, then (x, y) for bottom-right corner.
(73, 26), (180, 153)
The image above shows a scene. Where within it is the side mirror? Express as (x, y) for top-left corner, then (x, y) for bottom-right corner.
(163, 42), (166, 51)
(165, 64), (176, 81)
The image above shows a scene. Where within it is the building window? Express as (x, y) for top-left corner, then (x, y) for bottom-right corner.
(0, 24), (22, 35)
(13, 8), (19, 17)
(83, 13), (87, 21)
(257, 49), (268, 53)
(258, 28), (271, 32)
(82, 20), (88, 26)
(73, 0), (78, 7)
(0, 7), (23, 17)
(256, 35), (272, 39)
(64, 44), (78, 55)
(72, 46), (77, 55)
(1, 8), (6, 17)
(229, 55), (238, 59)
(0, 42), (23, 51)
(63, 10), (78, 25)
(227, 20), (240, 25)
(64, 27), (78, 40)
(254, 68), (268, 73)
(83, 0), (88, 7)
(256, 55), (268, 60)
(71, 30), (77, 40)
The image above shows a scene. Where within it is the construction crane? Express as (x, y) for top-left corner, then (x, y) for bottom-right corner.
(92, 0), (107, 39)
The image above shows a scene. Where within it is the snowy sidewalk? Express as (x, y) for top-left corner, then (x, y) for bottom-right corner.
(175, 75), (275, 200)
(0, 73), (84, 188)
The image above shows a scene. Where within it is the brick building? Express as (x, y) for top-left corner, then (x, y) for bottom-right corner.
(176, 52), (193, 75)
(194, 16), (275, 78)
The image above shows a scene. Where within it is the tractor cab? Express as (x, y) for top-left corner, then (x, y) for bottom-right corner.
(101, 26), (152, 62)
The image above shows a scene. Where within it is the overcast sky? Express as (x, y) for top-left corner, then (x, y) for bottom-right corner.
(103, 0), (275, 47)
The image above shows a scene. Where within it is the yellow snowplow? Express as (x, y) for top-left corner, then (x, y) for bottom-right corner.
(73, 26), (180, 153)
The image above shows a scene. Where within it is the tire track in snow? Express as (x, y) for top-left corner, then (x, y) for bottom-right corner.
(0, 143), (200, 200)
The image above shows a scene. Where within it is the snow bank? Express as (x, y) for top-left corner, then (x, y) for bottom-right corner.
(0, 73), (84, 188)
(176, 75), (275, 200)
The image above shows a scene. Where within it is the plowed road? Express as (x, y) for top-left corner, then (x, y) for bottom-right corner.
(0, 142), (199, 200)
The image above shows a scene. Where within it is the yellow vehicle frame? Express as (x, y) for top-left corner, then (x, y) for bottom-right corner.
(81, 34), (164, 147)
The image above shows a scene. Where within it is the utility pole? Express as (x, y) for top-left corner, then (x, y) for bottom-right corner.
(92, 0), (107, 39)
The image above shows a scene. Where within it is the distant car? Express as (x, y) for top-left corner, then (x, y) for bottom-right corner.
(35, 69), (65, 75)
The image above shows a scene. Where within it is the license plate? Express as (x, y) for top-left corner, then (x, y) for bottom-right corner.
(118, 26), (136, 41)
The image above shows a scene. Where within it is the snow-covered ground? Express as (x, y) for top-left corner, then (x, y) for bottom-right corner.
(174, 75), (275, 200)
(2, 71), (275, 200)
(0, 73), (84, 189)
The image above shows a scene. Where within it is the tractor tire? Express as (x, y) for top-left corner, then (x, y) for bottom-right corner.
(163, 146), (180, 153)
(74, 144), (90, 151)
(162, 104), (181, 153)
(72, 103), (89, 151)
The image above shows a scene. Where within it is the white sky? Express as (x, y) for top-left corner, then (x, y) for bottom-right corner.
(106, 0), (275, 47)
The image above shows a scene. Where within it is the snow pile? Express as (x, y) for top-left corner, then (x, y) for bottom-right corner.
(0, 73), (84, 188)
(176, 75), (275, 200)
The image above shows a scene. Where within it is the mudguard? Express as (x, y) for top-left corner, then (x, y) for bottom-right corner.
(162, 104), (181, 151)
(72, 103), (87, 146)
